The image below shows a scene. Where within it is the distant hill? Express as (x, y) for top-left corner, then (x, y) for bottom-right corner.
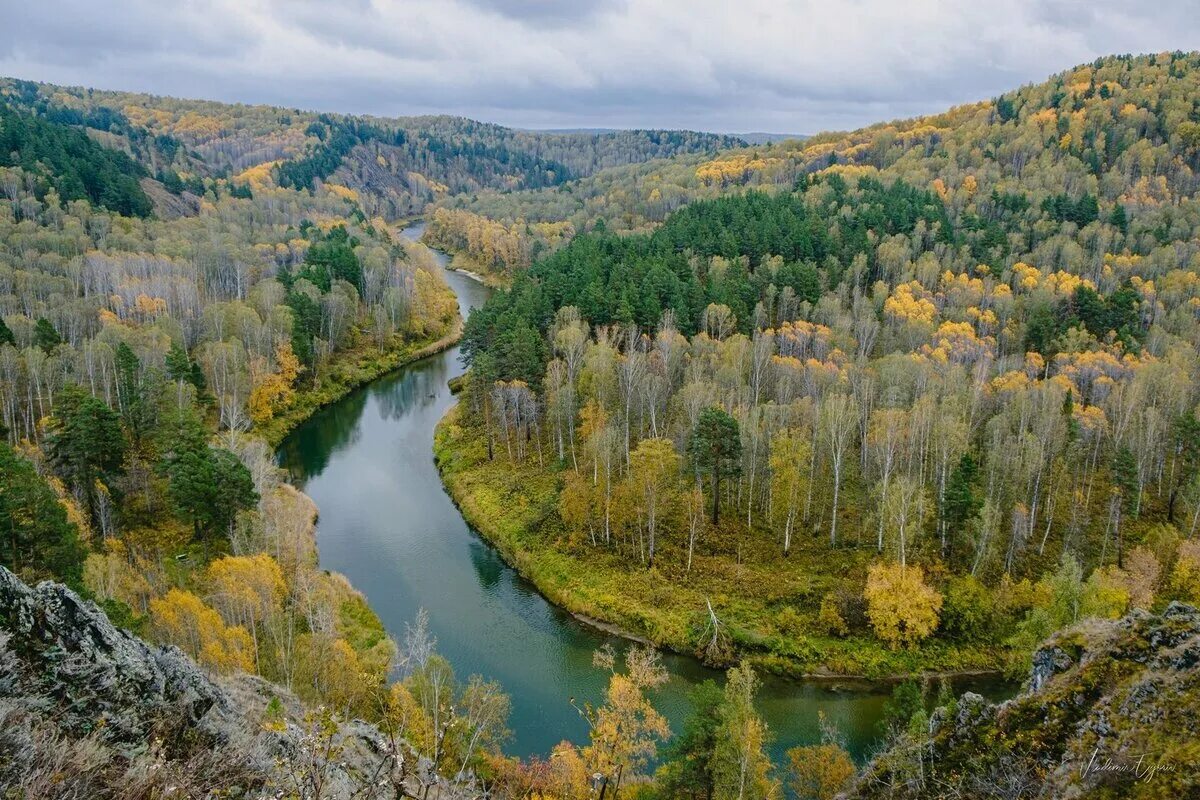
(0, 77), (745, 219)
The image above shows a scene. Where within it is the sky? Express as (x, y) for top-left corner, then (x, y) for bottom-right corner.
(3, 0), (1200, 135)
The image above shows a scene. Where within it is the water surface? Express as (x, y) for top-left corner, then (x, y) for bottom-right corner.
(277, 222), (1010, 764)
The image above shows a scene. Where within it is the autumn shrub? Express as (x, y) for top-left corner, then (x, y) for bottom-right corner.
(817, 592), (849, 637)
(863, 562), (943, 649)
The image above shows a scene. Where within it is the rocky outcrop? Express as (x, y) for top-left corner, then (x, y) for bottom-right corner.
(842, 604), (1200, 799)
(0, 566), (428, 799)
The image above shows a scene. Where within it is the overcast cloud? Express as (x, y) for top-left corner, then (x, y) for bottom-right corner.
(2, 0), (1199, 134)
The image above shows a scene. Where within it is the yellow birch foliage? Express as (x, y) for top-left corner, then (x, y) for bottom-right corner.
(863, 562), (943, 649)
(149, 588), (254, 674)
(786, 742), (856, 800)
(249, 340), (301, 425)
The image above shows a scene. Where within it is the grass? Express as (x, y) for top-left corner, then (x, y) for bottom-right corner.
(434, 406), (1006, 680)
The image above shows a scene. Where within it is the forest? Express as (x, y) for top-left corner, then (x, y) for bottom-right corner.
(0, 73), (469, 776)
(440, 52), (1200, 684)
(2, 51), (1200, 800)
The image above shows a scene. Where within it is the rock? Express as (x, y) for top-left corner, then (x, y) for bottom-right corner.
(0, 566), (451, 799)
(841, 604), (1200, 799)
(1029, 645), (1074, 692)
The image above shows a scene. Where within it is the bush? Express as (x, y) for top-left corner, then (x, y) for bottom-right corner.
(817, 593), (849, 637)
(939, 575), (994, 641)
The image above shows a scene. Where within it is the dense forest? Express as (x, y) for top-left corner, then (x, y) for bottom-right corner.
(0, 77), (743, 222)
(0, 74), (473, 779)
(3, 51), (1200, 800)
(441, 52), (1200, 686)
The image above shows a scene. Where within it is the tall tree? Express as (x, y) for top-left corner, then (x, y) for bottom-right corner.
(45, 386), (126, 526)
(712, 663), (778, 800)
(689, 407), (742, 525)
(656, 680), (725, 800)
(34, 318), (62, 353)
(628, 437), (681, 568)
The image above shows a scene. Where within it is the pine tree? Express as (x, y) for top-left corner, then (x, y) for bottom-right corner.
(689, 407), (742, 525)
(0, 442), (86, 583)
(34, 318), (62, 353)
(656, 680), (725, 800)
(46, 386), (126, 526)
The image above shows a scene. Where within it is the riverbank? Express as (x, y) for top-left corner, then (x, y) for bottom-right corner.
(433, 405), (1008, 681)
(256, 314), (463, 447)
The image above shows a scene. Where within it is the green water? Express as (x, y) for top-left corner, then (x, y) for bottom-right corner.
(276, 222), (1011, 765)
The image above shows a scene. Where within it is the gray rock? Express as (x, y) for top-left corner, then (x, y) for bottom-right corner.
(0, 566), (456, 799)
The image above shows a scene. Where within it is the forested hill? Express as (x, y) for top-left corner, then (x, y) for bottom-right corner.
(441, 51), (1200, 682)
(426, 51), (1200, 276)
(0, 77), (744, 219)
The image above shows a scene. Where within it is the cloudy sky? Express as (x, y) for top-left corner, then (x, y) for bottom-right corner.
(3, 0), (1200, 135)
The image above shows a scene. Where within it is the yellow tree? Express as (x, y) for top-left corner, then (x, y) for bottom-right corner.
(786, 742), (855, 800)
(1170, 539), (1200, 602)
(560, 470), (601, 546)
(863, 562), (943, 649)
(205, 553), (286, 672)
(627, 437), (681, 569)
(769, 428), (811, 556)
(582, 646), (670, 790)
(149, 588), (253, 674)
(249, 339), (301, 425)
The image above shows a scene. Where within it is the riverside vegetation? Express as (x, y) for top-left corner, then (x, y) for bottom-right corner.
(436, 53), (1200, 686)
(3, 53), (1200, 799)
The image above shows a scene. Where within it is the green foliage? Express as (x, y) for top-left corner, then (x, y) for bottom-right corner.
(45, 386), (126, 526)
(159, 408), (258, 543)
(296, 225), (362, 292)
(0, 442), (86, 583)
(275, 116), (406, 190)
(688, 407), (742, 525)
(0, 316), (14, 347)
(0, 103), (152, 217)
(939, 575), (995, 642)
(115, 342), (159, 444)
(943, 453), (980, 556)
(286, 285), (322, 371)
(463, 179), (949, 375)
(1040, 192), (1099, 226)
(33, 318), (61, 353)
(655, 680), (725, 800)
(879, 679), (923, 737)
(1112, 446), (1140, 514)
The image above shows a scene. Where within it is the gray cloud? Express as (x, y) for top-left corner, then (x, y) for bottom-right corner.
(1, 0), (1198, 134)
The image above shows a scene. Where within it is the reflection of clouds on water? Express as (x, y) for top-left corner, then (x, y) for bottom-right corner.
(373, 360), (447, 422)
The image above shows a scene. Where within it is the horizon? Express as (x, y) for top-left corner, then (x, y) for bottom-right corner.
(4, 1), (1200, 133)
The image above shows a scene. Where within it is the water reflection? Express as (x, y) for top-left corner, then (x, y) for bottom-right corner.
(276, 223), (1014, 764)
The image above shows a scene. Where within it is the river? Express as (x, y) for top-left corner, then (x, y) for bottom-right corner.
(276, 221), (1010, 765)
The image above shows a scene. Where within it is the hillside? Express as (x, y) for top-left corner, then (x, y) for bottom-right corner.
(0, 564), (453, 799)
(436, 51), (1200, 678)
(0, 77), (744, 220)
(3, 49), (1200, 799)
(427, 51), (1200, 275)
